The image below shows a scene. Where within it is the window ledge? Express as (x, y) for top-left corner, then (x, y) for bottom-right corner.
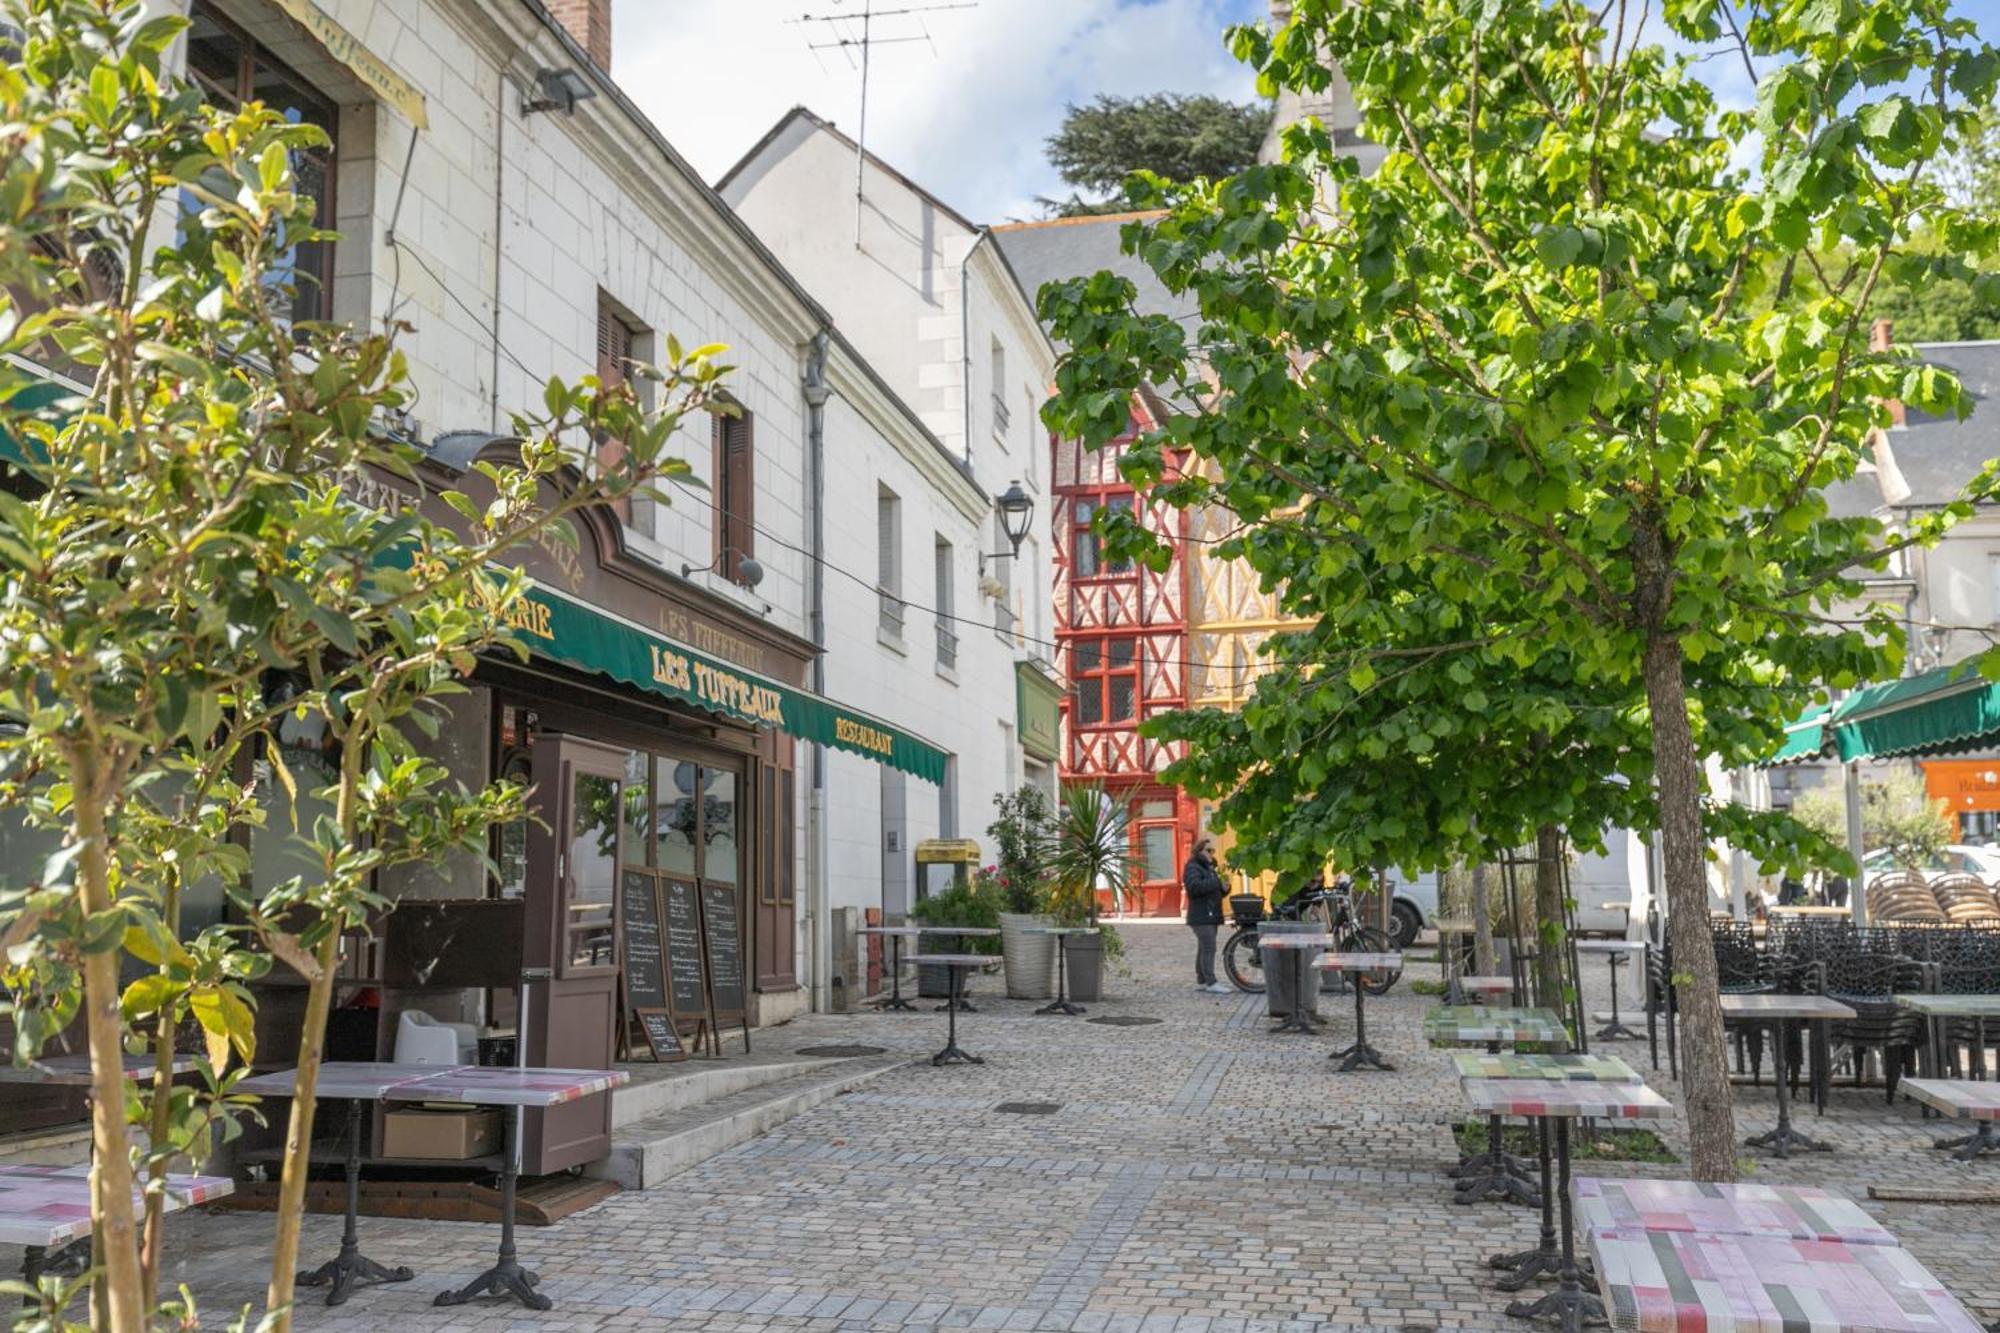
(935, 661), (960, 687)
(878, 626), (908, 656)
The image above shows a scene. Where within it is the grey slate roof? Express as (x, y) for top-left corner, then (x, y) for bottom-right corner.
(1888, 341), (2000, 508)
(992, 212), (1201, 331)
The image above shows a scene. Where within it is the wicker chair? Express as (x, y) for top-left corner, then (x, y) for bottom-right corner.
(1867, 869), (1948, 925)
(1931, 875), (2000, 927)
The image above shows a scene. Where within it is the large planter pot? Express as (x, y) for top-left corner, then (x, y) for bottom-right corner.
(1000, 913), (1056, 999)
(1065, 933), (1105, 1002)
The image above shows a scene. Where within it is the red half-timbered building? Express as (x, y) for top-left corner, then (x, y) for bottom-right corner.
(1051, 395), (1200, 917)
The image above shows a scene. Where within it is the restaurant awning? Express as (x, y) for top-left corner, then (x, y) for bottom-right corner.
(508, 579), (949, 784)
(1764, 660), (2000, 767)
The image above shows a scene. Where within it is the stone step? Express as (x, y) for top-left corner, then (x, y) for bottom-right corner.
(611, 1055), (840, 1130)
(589, 1057), (903, 1190)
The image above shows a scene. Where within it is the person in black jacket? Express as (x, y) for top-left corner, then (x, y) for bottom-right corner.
(1183, 837), (1229, 992)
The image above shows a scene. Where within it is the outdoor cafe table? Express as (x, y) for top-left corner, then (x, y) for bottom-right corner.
(1571, 1177), (1897, 1248)
(238, 1062), (627, 1311)
(857, 925), (924, 1012)
(1896, 993), (2000, 1085)
(1311, 952), (1402, 1070)
(1025, 926), (1096, 1017)
(1460, 975), (1519, 1005)
(1586, 1228), (1983, 1333)
(0, 1163), (233, 1288)
(1429, 1007), (1572, 1208)
(1460, 1078), (1675, 1333)
(905, 954), (990, 1065)
(1899, 1077), (2000, 1162)
(916, 927), (1000, 1011)
(1573, 940), (1645, 1042)
(1716, 993), (1856, 1158)
(0, 1053), (200, 1085)
(1258, 932), (1335, 1035)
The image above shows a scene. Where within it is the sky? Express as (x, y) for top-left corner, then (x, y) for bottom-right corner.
(612, 0), (2000, 227)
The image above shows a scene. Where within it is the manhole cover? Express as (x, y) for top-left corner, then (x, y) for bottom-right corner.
(995, 1102), (1062, 1115)
(1087, 1016), (1163, 1027)
(796, 1044), (887, 1057)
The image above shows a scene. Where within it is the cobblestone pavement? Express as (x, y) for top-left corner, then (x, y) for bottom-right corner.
(108, 924), (2000, 1329)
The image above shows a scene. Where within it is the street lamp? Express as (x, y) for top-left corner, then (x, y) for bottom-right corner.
(979, 480), (1035, 576)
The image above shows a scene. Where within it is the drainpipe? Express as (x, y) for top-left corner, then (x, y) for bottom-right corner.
(803, 329), (833, 1012)
(959, 230), (989, 468)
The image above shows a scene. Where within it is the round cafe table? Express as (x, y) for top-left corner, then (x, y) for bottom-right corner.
(1258, 932), (1334, 1035)
(857, 925), (925, 1012)
(1572, 939), (1645, 1041)
(1026, 926), (1096, 1016)
(1312, 952), (1402, 1071)
(907, 954), (990, 1065)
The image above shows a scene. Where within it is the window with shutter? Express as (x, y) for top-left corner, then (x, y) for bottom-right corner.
(594, 295), (642, 523)
(934, 537), (956, 670)
(713, 408), (755, 581)
(877, 488), (902, 637)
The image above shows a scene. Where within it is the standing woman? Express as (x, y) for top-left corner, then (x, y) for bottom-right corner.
(1183, 836), (1230, 993)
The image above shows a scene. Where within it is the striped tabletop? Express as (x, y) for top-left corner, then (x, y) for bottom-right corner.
(0, 1164), (234, 1248)
(1461, 1078), (1674, 1121)
(1256, 933), (1335, 949)
(1451, 1052), (1642, 1083)
(1900, 1078), (2000, 1122)
(1311, 952), (1403, 971)
(1894, 994), (2000, 1018)
(238, 1062), (630, 1108)
(1425, 1005), (1570, 1047)
(1588, 1229), (1982, 1332)
(1458, 975), (1517, 997)
(1573, 1178), (1897, 1248)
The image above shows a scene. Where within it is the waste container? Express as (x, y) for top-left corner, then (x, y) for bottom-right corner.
(1261, 920), (1322, 1020)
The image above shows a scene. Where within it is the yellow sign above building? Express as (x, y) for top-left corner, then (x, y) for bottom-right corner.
(271, 0), (430, 131)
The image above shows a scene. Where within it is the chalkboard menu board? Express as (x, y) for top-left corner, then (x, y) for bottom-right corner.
(700, 881), (745, 1020)
(637, 1010), (681, 1061)
(619, 870), (665, 1012)
(662, 878), (709, 1028)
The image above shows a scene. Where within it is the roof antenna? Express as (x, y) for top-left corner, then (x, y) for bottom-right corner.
(791, 1), (976, 247)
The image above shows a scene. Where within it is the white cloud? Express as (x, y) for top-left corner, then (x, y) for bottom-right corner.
(612, 0), (1268, 224)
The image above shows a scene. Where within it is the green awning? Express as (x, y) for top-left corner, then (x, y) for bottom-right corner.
(0, 375), (80, 468)
(518, 580), (949, 784)
(1831, 663), (2000, 762)
(1768, 703), (1832, 764)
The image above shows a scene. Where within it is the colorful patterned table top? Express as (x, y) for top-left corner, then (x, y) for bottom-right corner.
(1588, 1229), (1982, 1332)
(1459, 975), (1518, 997)
(1574, 939), (1647, 954)
(1425, 1005), (1571, 1047)
(1452, 1052), (1643, 1083)
(1717, 994), (1857, 1020)
(857, 926), (927, 937)
(911, 926), (1001, 937)
(1461, 1078), (1675, 1121)
(1256, 933), (1335, 949)
(1900, 1078), (2000, 1122)
(904, 953), (993, 967)
(1023, 927), (1100, 937)
(237, 1062), (629, 1108)
(0, 1053), (201, 1086)
(1312, 952), (1403, 971)
(1895, 993), (2000, 1018)
(0, 1165), (234, 1248)
(1573, 1177), (1896, 1247)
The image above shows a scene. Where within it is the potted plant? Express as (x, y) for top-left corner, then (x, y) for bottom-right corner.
(989, 786), (1058, 999)
(909, 876), (1003, 998)
(1047, 783), (1131, 1002)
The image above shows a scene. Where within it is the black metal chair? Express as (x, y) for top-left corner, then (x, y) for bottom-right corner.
(1821, 952), (1927, 1103)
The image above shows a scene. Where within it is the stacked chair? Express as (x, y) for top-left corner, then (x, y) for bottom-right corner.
(1866, 868), (1950, 924)
(1930, 873), (2000, 925)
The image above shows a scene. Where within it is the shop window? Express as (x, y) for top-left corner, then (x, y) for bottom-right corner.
(1071, 494), (1134, 578)
(706, 768), (739, 884)
(1071, 636), (1138, 728)
(657, 759), (698, 878)
(184, 2), (338, 325)
(714, 407), (755, 581)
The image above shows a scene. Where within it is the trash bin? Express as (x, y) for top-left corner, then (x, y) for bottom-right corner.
(1261, 920), (1321, 1020)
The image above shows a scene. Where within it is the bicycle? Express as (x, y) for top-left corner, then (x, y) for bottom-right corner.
(1222, 878), (1402, 995)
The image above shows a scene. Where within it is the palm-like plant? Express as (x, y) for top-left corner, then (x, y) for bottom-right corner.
(1046, 783), (1131, 924)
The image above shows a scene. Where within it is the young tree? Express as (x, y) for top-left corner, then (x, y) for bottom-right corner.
(1040, 0), (1998, 1180)
(1041, 93), (1273, 217)
(1792, 768), (1953, 870)
(0, 4), (721, 1327)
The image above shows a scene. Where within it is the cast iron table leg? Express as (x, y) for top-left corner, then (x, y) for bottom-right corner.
(1745, 1018), (1830, 1157)
(1594, 954), (1640, 1041)
(20, 1244), (44, 1313)
(935, 949), (977, 1012)
(1644, 943), (1659, 1072)
(434, 1105), (549, 1311)
(1268, 948), (1317, 1035)
(1037, 935), (1085, 1016)
(1504, 1119), (1606, 1330)
(883, 935), (917, 1011)
(1330, 970), (1393, 1071)
(298, 1100), (414, 1305)
(1932, 1119), (2000, 1160)
(1452, 1040), (1537, 1195)
(1489, 1117), (1563, 1289)
(931, 966), (984, 1066)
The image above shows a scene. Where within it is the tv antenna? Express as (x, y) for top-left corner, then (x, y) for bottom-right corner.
(791, 1), (976, 246)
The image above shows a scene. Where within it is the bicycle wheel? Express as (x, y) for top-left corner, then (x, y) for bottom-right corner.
(1222, 929), (1265, 993)
(1346, 925), (1401, 995)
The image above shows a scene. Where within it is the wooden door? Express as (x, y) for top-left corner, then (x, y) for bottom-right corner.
(522, 736), (627, 1175)
(754, 753), (797, 991)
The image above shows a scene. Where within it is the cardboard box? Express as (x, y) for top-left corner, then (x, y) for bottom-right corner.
(381, 1106), (503, 1161)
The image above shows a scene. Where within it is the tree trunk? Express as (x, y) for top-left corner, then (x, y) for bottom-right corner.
(1643, 629), (1738, 1182)
(140, 870), (183, 1310)
(1471, 861), (1496, 976)
(263, 927), (342, 1331)
(72, 770), (147, 1332)
(1532, 824), (1567, 1018)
